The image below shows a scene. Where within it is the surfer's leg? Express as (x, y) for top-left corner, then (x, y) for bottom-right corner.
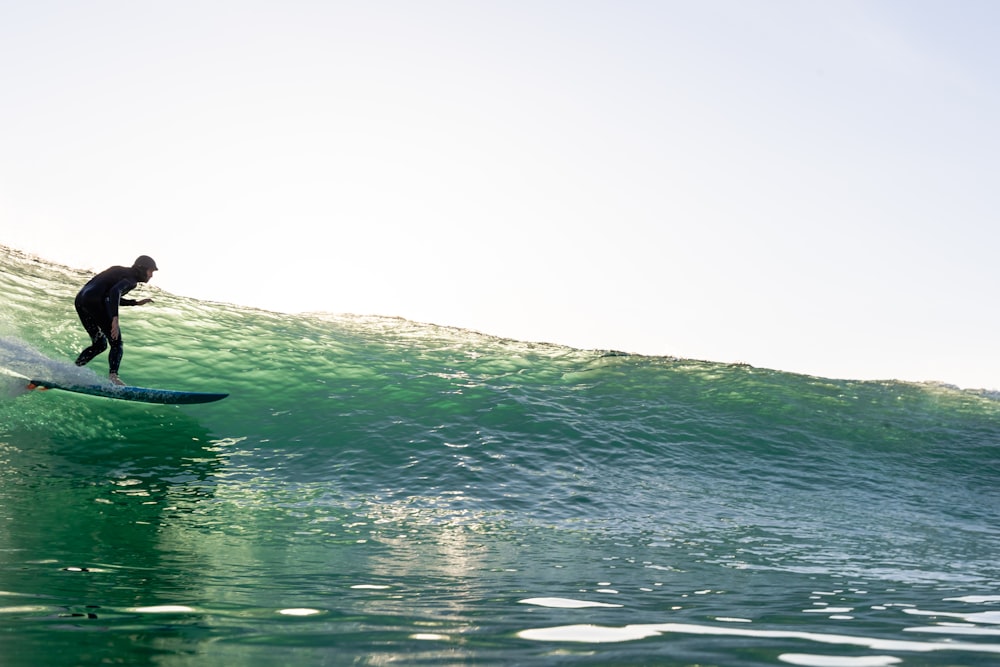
(108, 334), (124, 375)
(107, 335), (125, 385)
(74, 339), (107, 367)
(74, 301), (108, 366)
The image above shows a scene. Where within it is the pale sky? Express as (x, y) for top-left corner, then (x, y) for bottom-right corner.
(2, 1), (998, 389)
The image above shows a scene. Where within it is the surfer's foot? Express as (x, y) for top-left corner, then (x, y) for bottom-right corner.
(109, 373), (125, 386)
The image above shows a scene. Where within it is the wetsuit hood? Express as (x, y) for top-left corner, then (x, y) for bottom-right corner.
(133, 255), (158, 271)
(132, 255), (158, 281)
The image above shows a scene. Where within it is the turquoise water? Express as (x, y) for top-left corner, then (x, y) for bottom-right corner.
(1, 244), (999, 666)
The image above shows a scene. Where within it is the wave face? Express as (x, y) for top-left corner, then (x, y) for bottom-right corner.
(2, 244), (999, 666)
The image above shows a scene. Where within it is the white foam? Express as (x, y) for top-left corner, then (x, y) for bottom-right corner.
(0, 606), (51, 614)
(519, 623), (657, 642)
(906, 625), (1000, 636)
(903, 608), (1000, 624)
(779, 654), (901, 667)
(516, 621), (1000, 655)
(519, 597), (623, 609)
(278, 608), (322, 616)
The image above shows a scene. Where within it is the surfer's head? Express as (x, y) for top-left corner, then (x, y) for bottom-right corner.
(133, 255), (158, 282)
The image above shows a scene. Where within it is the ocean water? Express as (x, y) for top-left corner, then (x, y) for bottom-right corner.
(1, 244), (999, 667)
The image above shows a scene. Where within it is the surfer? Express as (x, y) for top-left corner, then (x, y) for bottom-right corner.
(73, 255), (158, 386)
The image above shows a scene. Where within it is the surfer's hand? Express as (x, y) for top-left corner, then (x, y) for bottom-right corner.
(110, 316), (120, 341)
(136, 298), (153, 306)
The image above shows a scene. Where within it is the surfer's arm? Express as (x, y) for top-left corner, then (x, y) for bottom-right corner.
(106, 278), (140, 312)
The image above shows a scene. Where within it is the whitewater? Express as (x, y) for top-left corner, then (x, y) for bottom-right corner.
(1, 244), (999, 666)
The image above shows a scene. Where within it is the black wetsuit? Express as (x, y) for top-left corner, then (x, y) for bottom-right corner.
(74, 265), (145, 373)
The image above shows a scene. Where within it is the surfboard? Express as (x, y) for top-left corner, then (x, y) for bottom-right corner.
(27, 378), (228, 405)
